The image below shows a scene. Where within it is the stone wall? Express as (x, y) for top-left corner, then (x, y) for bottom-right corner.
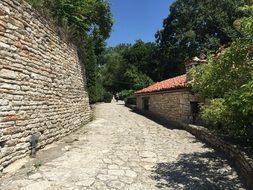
(183, 124), (253, 189)
(136, 89), (203, 123)
(0, 0), (91, 171)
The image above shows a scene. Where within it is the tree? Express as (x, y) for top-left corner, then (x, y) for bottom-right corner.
(99, 41), (158, 94)
(99, 44), (131, 93)
(124, 66), (153, 90)
(188, 5), (253, 143)
(122, 40), (161, 81)
(156, 0), (249, 78)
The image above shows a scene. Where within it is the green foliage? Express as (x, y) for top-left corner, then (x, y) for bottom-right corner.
(200, 99), (227, 127)
(87, 80), (112, 103)
(188, 6), (253, 143)
(99, 41), (154, 94)
(156, 0), (249, 78)
(78, 36), (104, 104)
(102, 91), (113, 103)
(99, 44), (130, 92)
(27, 0), (113, 41)
(87, 82), (101, 104)
(189, 41), (253, 141)
(119, 89), (135, 100)
(189, 40), (253, 98)
(124, 66), (153, 90)
(125, 95), (137, 105)
(234, 5), (253, 36)
(122, 40), (162, 81)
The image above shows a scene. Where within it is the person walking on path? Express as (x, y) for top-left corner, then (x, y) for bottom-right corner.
(115, 93), (119, 102)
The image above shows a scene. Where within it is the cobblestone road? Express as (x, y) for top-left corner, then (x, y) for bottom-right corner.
(0, 103), (246, 189)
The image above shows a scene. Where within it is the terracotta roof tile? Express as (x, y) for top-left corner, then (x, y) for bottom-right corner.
(135, 74), (187, 94)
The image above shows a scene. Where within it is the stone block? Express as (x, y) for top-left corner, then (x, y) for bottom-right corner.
(0, 69), (17, 79)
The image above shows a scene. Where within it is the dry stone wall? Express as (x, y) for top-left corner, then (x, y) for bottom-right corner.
(136, 89), (203, 123)
(0, 0), (91, 171)
(183, 124), (253, 189)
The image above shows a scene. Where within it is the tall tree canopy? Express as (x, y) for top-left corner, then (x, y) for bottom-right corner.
(99, 41), (157, 96)
(122, 40), (162, 81)
(156, 0), (249, 78)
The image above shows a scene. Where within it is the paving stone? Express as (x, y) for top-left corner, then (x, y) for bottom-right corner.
(75, 178), (95, 187)
(92, 181), (108, 190)
(113, 159), (125, 166)
(97, 174), (117, 181)
(20, 181), (52, 190)
(108, 164), (119, 170)
(0, 103), (247, 190)
(119, 176), (134, 184)
(8, 180), (33, 187)
(125, 170), (137, 178)
(108, 169), (125, 176)
(107, 180), (125, 189)
(141, 157), (157, 163)
(140, 151), (157, 158)
(102, 159), (112, 164)
(2, 158), (28, 175)
(28, 173), (42, 180)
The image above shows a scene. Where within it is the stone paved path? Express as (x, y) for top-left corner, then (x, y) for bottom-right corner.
(0, 103), (246, 189)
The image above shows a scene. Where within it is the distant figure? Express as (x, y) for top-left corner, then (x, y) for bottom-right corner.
(115, 93), (119, 102)
(111, 95), (116, 103)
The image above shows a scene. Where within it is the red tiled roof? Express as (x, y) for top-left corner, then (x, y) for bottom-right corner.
(135, 74), (187, 94)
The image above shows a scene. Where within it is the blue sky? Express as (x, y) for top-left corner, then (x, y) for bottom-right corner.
(106, 0), (175, 47)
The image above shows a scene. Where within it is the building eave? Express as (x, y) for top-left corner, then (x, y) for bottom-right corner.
(135, 87), (189, 96)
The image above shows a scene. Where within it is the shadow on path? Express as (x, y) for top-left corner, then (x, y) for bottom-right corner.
(129, 108), (184, 131)
(152, 151), (246, 190)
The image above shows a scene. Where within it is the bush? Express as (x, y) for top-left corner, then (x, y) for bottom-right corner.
(200, 99), (227, 127)
(201, 99), (253, 144)
(103, 91), (113, 103)
(125, 95), (136, 105)
(119, 89), (135, 100)
(88, 80), (105, 104)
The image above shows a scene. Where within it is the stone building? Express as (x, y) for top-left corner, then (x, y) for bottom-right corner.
(135, 57), (207, 124)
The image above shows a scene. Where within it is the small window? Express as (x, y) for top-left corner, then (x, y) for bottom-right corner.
(142, 97), (149, 111)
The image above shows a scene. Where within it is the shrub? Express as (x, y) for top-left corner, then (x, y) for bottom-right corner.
(119, 89), (135, 100)
(200, 99), (227, 127)
(103, 92), (113, 103)
(125, 95), (136, 105)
